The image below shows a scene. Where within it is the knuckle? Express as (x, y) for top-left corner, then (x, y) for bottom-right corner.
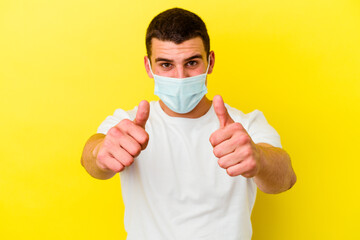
(118, 165), (125, 172)
(217, 159), (226, 168)
(226, 168), (237, 177)
(234, 150), (243, 160)
(113, 164), (125, 173)
(95, 158), (105, 169)
(243, 134), (251, 142)
(119, 119), (132, 128)
(107, 127), (120, 137)
(139, 132), (149, 145)
(247, 160), (256, 170)
(209, 134), (218, 146)
(96, 150), (107, 161)
(102, 138), (112, 148)
(232, 122), (243, 130)
(125, 158), (134, 167)
(135, 143), (142, 154)
(243, 148), (252, 158)
(121, 155), (134, 167)
(209, 130), (219, 147)
(234, 136), (244, 146)
(96, 156), (114, 171)
(237, 134), (250, 145)
(213, 147), (220, 157)
(209, 137), (215, 146)
(129, 144), (142, 157)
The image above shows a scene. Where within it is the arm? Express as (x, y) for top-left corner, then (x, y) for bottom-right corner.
(210, 95), (296, 194)
(254, 143), (296, 194)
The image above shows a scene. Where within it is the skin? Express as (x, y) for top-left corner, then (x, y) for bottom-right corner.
(210, 95), (296, 193)
(81, 100), (150, 180)
(81, 37), (297, 193)
(144, 37), (215, 119)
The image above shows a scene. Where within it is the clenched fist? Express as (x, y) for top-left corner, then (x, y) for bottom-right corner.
(95, 100), (150, 173)
(210, 95), (261, 178)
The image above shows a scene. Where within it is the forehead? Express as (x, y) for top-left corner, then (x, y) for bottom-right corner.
(150, 37), (206, 60)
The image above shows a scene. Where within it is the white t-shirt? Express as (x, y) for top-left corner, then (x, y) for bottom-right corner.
(97, 101), (281, 240)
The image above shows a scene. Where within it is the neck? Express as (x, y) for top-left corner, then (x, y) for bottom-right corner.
(159, 96), (212, 118)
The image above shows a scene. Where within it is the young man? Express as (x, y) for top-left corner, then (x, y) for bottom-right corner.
(81, 8), (296, 240)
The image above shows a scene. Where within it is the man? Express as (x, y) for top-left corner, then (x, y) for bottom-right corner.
(81, 8), (296, 240)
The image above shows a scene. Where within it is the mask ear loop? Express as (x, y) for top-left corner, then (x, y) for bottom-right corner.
(205, 55), (211, 74)
(147, 57), (156, 77)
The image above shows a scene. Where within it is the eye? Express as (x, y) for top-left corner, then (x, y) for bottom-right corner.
(186, 61), (198, 67)
(161, 63), (172, 69)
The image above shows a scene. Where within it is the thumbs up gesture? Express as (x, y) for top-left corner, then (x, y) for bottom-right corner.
(96, 100), (150, 173)
(209, 95), (261, 178)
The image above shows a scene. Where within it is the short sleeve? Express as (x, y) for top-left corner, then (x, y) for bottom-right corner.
(97, 107), (138, 135)
(246, 110), (282, 148)
(226, 105), (282, 148)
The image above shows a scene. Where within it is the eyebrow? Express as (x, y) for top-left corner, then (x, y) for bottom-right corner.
(154, 54), (203, 63)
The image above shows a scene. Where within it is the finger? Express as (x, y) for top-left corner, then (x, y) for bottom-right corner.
(213, 95), (234, 128)
(209, 122), (246, 147)
(226, 161), (257, 178)
(134, 100), (150, 129)
(109, 145), (135, 167)
(217, 151), (242, 169)
(217, 142), (254, 168)
(126, 126), (149, 150)
(213, 138), (235, 158)
(97, 153), (124, 172)
(117, 119), (149, 150)
(116, 133), (142, 157)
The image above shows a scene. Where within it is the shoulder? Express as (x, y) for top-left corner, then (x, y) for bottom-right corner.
(224, 103), (282, 148)
(225, 104), (265, 129)
(97, 101), (159, 134)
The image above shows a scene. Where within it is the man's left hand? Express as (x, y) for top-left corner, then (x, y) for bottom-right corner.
(209, 95), (261, 178)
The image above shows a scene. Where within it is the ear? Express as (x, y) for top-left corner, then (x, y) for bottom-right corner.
(207, 51), (215, 74)
(144, 56), (154, 78)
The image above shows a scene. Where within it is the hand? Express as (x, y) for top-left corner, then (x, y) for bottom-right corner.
(95, 100), (150, 173)
(209, 95), (261, 178)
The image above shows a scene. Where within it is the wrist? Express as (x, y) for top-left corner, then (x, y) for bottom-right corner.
(254, 143), (266, 177)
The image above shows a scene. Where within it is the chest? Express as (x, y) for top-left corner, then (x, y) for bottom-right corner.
(131, 116), (239, 201)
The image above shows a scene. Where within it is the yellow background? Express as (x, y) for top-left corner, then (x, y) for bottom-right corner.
(1, 0), (359, 239)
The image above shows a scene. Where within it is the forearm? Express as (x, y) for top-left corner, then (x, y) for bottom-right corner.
(254, 143), (296, 194)
(81, 133), (116, 180)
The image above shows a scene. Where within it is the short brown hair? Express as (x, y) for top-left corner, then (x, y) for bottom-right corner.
(146, 8), (210, 59)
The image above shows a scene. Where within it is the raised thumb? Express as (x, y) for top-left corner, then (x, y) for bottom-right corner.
(134, 100), (150, 129)
(213, 95), (234, 128)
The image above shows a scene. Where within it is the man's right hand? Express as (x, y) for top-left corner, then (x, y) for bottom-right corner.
(94, 100), (150, 173)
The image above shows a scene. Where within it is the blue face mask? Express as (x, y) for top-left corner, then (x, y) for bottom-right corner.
(148, 57), (210, 114)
